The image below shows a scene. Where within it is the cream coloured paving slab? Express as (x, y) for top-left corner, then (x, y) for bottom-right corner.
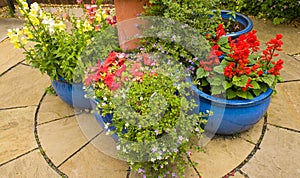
(76, 112), (103, 143)
(37, 94), (75, 124)
(0, 38), (25, 75)
(278, 53), (300, 82)
(193, 137), (255, 178)
(0, 18), (24, 42)
(0, 65), (50, 108)
(241, 125), (300, 177)
(37, 116), (88, 166)
(0, 150), (60, 178)
(59, 143), (128, 178)
(239, 117), (264, 144)
(251, 16), (300, 55)
(0, 106), (37, 164)
(268, 82), (300, 131)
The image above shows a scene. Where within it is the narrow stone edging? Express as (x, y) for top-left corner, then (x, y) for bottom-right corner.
(34, 91), (68, 178)
(222, 115), (268, 178)
(57, 130), (104, 168)
(187, 155), (202, 177)
(19, 63), (32, 67)
(37, 114), (77, 126)
(0, 59), (25, 77)
(281, 79), (300, 83)
(0, 105), (34, 111)
(126, 166), (131, 178)
(237, 169), (250, 178)
(0, 148), (38, 167)
(267, 123), (300, 134)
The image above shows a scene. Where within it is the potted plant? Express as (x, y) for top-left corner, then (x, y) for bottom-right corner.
(84, 51), (211, 177)
(190, 24), (284, 134)
(7, 0), (117, 109)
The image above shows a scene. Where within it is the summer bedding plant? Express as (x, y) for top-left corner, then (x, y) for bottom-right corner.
(84, 51), (211, 177)
(193, 24), (284, 99)
(7, 0), (117, 83)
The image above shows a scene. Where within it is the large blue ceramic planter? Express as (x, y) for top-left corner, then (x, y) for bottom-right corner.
(192, 86), (273, 135)
(219, 10), (253, 39)
(51, 77), (92, 109)
(89, 98), (119, 142)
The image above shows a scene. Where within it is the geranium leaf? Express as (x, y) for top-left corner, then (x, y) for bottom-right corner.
(253, 89), (263, 96)
(223, 81), (233, 89)
(213, 65), (224, 74)
(196, 68), (208, 78)
(250, 80), (260, 89)
(262, 75), (275, 87)
(211, 86), (223, 95)
(227, 89), (236, 99)
(237, 90), (248, 99)
(232, 75), (248, 87)
(217, 36), (228, 46)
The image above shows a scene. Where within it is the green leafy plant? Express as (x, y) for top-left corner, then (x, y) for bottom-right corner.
(218, 0), (300, 25)
(193, 24), (284, 99)
(84, 51), (211, 177)
(7, 0), (116, 84)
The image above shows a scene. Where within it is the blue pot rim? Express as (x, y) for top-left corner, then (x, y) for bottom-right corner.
(213, 10), (253, 38)
(192, 84), (273, 107)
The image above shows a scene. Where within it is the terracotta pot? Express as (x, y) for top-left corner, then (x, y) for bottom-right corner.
(114, 0), (148, 50)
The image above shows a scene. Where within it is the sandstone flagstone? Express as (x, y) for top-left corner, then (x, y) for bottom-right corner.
(193, 137), (254, 178)
(37, 94), (75, 124)
(268, 82), (300, 131)
(251, 16), (300, 55)
(76, 112), (103, 142)
(59, 143), (128, 178)
(0, 65), (50, 108)
(241, 125), (300, 177)
(0, 150), (60, 178)
(0, 18), (24, 42)
(278, 53), (300, 82)
(37, 116), (88, 166)
(239, 118), (264, 144)
(0, 106), (37, 164)
(0, 39), (24, 75)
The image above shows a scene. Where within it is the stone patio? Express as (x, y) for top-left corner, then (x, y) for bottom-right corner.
(0, 13), (300, 178)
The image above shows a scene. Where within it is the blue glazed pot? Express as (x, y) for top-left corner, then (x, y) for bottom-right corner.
(192, 85), (273, 135)
(219, 10), (253, 39)
(89, 98), (120, 142)
(51, 77), (92, 109)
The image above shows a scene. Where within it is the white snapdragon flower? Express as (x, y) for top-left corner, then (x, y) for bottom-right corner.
(42, 18), (55, 34)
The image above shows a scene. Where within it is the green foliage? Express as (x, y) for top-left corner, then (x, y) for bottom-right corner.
(218, 0), (300, 24)
(8, 0), (116, 84)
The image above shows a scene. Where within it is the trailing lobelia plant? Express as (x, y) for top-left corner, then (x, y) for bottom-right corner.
(84, 51), (212, 177)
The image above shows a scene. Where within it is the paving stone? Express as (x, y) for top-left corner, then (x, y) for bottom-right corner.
(278, 53), (300, 81)
(91, 132), (119, 160)
(0, 150), (60, 178)
(0, 106), (37, 164)
(59, 143), (128, 178)
(231, 172), (246, 178)
(251, 16), (300, 55)
(0, 65), (50, 108)
(37, 116), (88, 166)
(0, 18), (24, 42)
(129, 166), (199, 178)
(76, 112), (103, 142)
(241, 125), (300, 177)
(0, 39), (25, 75)
(192, 137), (254, 178)
(268, 82), (300, 131)
(37, 94), (75, 124)
(295, 55), (300, 61)
(239, 118), (264, 144)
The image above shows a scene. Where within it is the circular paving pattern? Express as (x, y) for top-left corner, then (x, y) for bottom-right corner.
(34, 88), (268, 178)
